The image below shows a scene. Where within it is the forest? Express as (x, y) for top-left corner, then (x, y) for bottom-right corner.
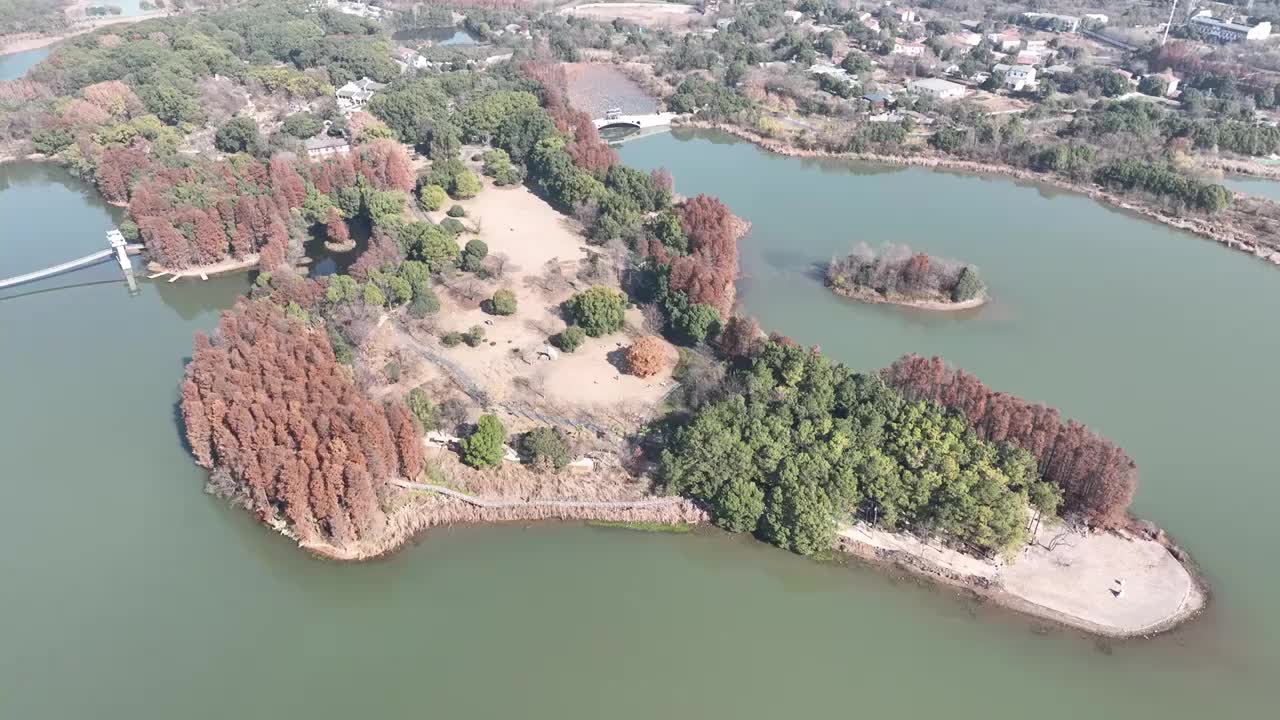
(181, 299), (423, 547)
(884, 354), (1137, 530)
(826, 244), (985, 304)
(659, 341), (1061, 557)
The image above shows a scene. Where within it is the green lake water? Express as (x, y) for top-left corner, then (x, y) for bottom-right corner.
(2, 130), (1276, 718)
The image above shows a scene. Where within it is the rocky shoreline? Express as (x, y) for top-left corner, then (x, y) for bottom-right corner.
(679, 120), (1280, 269)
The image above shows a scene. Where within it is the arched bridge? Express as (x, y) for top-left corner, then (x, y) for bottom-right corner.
(593, 111), (681, 130)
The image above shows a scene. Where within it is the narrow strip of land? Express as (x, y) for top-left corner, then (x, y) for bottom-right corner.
(392, 480), (687, 510)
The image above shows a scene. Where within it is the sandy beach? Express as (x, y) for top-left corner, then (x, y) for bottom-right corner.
(838, 519), (1205, 638)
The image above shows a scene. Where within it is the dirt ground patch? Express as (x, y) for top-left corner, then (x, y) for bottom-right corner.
(559, 2), (701, 29)
(389, 175), (678, 435)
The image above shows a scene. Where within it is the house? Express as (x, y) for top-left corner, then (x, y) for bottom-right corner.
(1021, 12), (1080, 33)
(1042, 64), (1074, 76)
(809, 63), (852, 80)
(951, 30), (982, 47)
(863, 90), (896, 111)
(908, 77), (969, 100)
(304, 134), (351, 159)
(783, 10), (803, 24)
(892, 9), (918, 24)
(1188, 14), (1272, 42)
(891, 41), (926, 57)
(1023, 39), (1048, 52)
(993, 63), (1037, 91)
(986, 30), (1022, 52)
(1015, 51), (1044, 66)
(336, 77), (387, 110)
(328, 1), (385, 20)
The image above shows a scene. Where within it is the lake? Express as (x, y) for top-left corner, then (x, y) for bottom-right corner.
(1, 130), (1276, 718)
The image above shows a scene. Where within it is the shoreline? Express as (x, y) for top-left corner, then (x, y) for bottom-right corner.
(678, 121), (1280, 269)
(828, 285), (988, 312)
(0, 10), (166, 57)
(835, 522), (1207, 639)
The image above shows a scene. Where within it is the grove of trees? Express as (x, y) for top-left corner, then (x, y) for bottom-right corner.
(826, 244), (984, 304)
(884, 355), (1137, 529)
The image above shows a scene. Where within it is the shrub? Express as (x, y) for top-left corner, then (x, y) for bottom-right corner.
(488, 289), (518, 316)
(521, 427), (570, 471)
(565, 286), (627, 337)
(406, 386), (437, 431)
(419, 184), (448, 211)
(409, 288), (440, 318)
(447, 204), (467, 218)
(461, 414), (506, 468)
(625, 336), (668, 378)
(441, 218), (466, 235)
(281, 112), (324, 139)
(214, 116), (261, 154)
(553, 325), (586, 352)
(384, 360), (401, 383)
(451, 170), (482, 199)
(461, 239), (488, 272)
(463, 324), (485, 347)
(442, 332), (463, 347)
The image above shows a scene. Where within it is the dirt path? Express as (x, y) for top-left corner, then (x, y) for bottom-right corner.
(393, 479), (690, 510)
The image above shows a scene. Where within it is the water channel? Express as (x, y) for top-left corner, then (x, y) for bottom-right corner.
(1, 129), (1276, 718)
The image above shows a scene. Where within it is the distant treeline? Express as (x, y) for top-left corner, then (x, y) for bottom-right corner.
(826, 244), (985, 304)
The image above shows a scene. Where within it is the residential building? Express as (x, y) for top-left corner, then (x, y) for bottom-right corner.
(1188, 14), (1272, 42)
(952, 31), (982, 47)
(907, 77), (969, 100)
(304, 134), (351, 159)
(863, 90), (896, 111)
(1021, 12), (1080, 33)
(993, 63), (1037, 91)
(891, 41), (926, 57)
(1147, 69), (1181, 97)
(783, 10), (803, 24)
(892, 9), (918, 24)
(987, 30), (1022, 52)
(327, 1), (386, 20)
(809, 63), (852, 80)
(1015, 51), (1045, 66)
(336, 77), (387, 111)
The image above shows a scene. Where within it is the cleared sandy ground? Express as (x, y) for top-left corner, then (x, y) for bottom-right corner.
(839, 518), (1204, 637)
(559, 2), (700, 29)
(408, 176), (677, 432)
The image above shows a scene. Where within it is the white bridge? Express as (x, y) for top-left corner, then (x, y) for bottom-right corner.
(593, 111), (681, 130)
(0, 229), (141, 293)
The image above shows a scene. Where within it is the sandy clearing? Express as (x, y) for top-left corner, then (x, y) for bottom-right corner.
(559, 2), (701, 29)
(413, 176), (676, 431)
(838, 518), (1204, 637)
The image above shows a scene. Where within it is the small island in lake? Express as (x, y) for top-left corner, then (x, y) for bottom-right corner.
(826, 244), (987, 310)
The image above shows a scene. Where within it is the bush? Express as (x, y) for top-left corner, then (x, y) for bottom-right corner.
(460, 239), (488, 272)
(553, 325), (586, 352)
(406, 386), (437, 431)
(521, 427), (570, 471)
(451, 171), (482, 199)
(447, 204), (466, 218)
(409, 288), (440, 318)
(441, 218), (466, 235)
(384, 360), (401, 383)
(625, 336), (668, 377)
(282, 112), (324, 139)
(214, 116), (261, 154)
(442, 332), (463, 347)
(565, 286), (627, 337)
(463, 324), (485, 347)
(461, 414), (506, 468)
(419, 184), (448, 211)
(488, 289), (518, 316)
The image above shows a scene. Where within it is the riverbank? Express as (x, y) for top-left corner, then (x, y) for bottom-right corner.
(828, 284), (987, 312)
(0, 10), (165, 56)
(680, 120), (1280, 269)
(837, 520), (1206, 638)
